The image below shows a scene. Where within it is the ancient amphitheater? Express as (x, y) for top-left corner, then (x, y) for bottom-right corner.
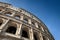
(0, 2), (54, 40)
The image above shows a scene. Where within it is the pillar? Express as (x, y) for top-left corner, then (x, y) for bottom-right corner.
(28, 18), (31, 24)
(20, 15), (23, 20)
(0, 19), (9, 32)
(0, 19), (9, 29)
(16, 15), (23, 37)
(29, 28), (34, 40)
(16, 23), (22, 37)
(35, 22), (38, 28)
(39, 32), (43, 40)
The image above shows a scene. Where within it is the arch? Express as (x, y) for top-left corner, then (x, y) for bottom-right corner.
(4, 12), (12, 16)
(38, 24), (41, 28)
(5, 22), (17, 34)
(21, 27), (29, 38)
(23, 18), (28, 23)
(43, 36), (46, 40)
(33, 32), (39, 40)
(31, 21), (35, 25)
(6, 26), (17, 34)
(0, 6), (4, 11)
(14, 15), (20, 19)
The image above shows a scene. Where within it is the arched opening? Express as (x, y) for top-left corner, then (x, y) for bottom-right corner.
(0, 19), (3, 26)
(5, 22), (17, 34)
(15, 15), (20, 19)
(33, 32), (39, 40)
(31, 20), (35, 25)
(38, 24), (40, 28)
(5, 12), (12, 16)
(43, 36), (46, 40)
(0, 6), (4, 11)
(21, 27), (29, 38)
(34, 34), (38, 40)
(22, 30), (28, 38)
(6, 26), (17, 34)
(23, 18), (28, 23)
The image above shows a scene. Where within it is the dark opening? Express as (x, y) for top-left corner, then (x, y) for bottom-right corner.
(0, 22), (2, 25)
(15, 15), (20, 19)
(34, 34), (38, 40)
(38, 25), (40, 28)
(43, 36), (46, 40)
(5, 12), (12, 16)
(6, 26), (16, 34)
(0, 7), (3, 11)
(0, 19), (3, 26)
(22, 30), (28, 38)
(32, 22), (35, 25)
(24, 18), (28, 23)
(0, 9), (2, 11)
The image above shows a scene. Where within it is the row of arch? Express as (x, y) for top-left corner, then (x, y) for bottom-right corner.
(0, 10), (46, 32)
(0, 18), (49, 40)
(0, 6), (40, 26)
(0, 14), (49, 39)
(5, 24), (48, 40)
(0, 7), (50, 40)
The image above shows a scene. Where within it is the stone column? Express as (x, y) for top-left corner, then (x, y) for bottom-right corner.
(16, 15), (23, 37)
(41, 26), (44, 32)
(15, 24), (20, 35)
(0, 19), (9, 29)
(0, 19), (9, 32)
(20, 15), (23, 20)
(28, 18), (31, 24)
(39, 32), (43, 40)
(29, 28), (34, 40)
(16, 23), (22, 37)
(35, 22), (38, 28)
(47, 37), (49, 40)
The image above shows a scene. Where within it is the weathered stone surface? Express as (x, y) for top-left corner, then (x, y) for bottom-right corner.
(0, 2), (54, 40)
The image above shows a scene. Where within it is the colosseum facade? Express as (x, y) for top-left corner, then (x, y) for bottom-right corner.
(0, 2), (54, 40)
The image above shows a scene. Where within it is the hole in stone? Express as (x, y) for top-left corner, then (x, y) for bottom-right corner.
(32, 21), (35, 25)
(24, 18), (28, 23)
(6, 26), (17, 34)
(34, 34), (38, 40)
(43, 36), (46, 40)
(5, 12), (12, 16)
(0, 9), (2, 11)
(15, 15), (20, 19)
(22, 29), (29, 38)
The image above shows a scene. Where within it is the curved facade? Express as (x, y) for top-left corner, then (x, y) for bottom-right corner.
(0, 2), (54, 40)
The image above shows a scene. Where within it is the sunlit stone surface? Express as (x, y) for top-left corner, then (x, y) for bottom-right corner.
(0, 2), (54, 40)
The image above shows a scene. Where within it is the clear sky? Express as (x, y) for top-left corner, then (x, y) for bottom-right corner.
(0, 0), (60, 40)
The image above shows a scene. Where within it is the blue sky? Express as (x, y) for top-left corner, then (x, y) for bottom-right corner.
(0, 0), (60, 40)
